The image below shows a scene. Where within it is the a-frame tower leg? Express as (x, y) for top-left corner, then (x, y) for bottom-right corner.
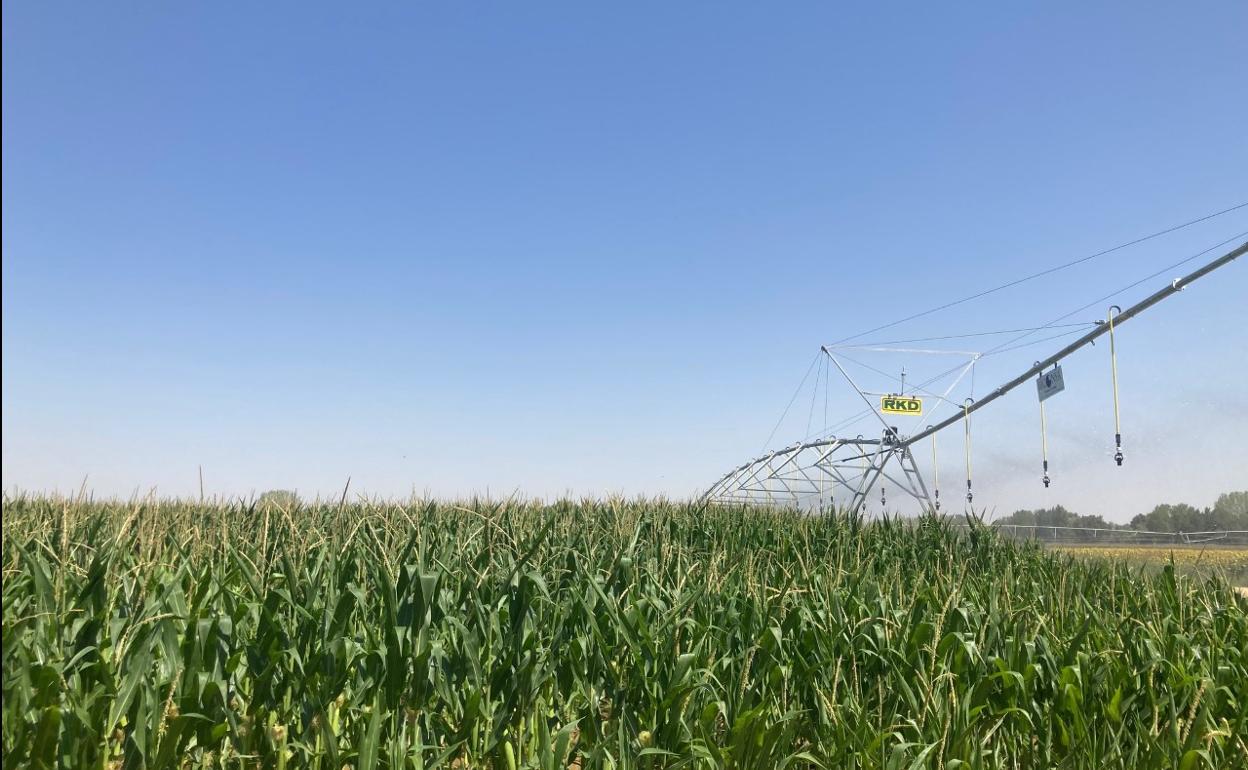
(844, 441), (935, 517)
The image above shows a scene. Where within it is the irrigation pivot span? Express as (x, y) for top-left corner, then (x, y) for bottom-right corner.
(702, 240), (1247, 514)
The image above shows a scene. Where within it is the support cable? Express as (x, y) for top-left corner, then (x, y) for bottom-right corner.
(803, 356), (980, 442)
(802, 233), (1242, 450)
(851, 322), (1097, 347)
(831, 350), (977, 404)
(902, 238), (1247, 449)
(980, 230), (1248, 357)
(759, 351), (821, 454)
(814, 232), (1243, 449)
(805, 355), (823, 440)
(986, 326), (1095, 356)
(828, 202), (1248, 347)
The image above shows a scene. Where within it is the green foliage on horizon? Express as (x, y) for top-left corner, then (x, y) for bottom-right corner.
(993, 505), (1115, 530)
(3, 497), (1246, 768)
(998, 490), (1248, 532)
(1129, 492), (1248, 532)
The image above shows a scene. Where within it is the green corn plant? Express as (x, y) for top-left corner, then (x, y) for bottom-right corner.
(3, 495), (1246, 769)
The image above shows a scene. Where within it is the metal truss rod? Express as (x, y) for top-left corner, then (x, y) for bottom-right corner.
(902, 240), (1246, 449)
(700, 437), (883, 502)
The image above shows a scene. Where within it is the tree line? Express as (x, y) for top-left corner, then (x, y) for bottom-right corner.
(996, 491), (1248, 533)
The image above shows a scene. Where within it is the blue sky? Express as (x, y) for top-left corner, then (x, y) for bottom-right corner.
(4, 3), (1246, 520)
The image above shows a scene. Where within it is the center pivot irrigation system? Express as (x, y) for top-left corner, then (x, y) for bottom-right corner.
(701, 238), (1247, 515)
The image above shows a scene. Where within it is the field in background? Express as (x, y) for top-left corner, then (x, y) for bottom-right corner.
(4, 497), (1247, 769)
(1052, 543), (1248, 588)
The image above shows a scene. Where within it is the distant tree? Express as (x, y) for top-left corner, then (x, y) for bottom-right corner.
(998, 509), (1035, 526)
(257, 489), (300, 509)
(1034, 505), (1077, 528)
(995, 505), (1118, 529)
(1072, 514), (1113, 529)
(1130, 503), (1215, 533)
(994, 493), (1246, 532)
(1211, 491), (1248, 530)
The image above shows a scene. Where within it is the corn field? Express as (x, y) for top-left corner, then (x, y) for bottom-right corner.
(3, 497), (1246, 769)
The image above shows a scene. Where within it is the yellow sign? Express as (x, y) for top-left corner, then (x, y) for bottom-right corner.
(880, 396), (923, 415)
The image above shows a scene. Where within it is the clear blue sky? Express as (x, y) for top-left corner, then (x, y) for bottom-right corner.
(4, 3), (1246, 520)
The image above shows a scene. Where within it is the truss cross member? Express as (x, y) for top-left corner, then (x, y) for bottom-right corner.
(844, 432), (934, 517)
